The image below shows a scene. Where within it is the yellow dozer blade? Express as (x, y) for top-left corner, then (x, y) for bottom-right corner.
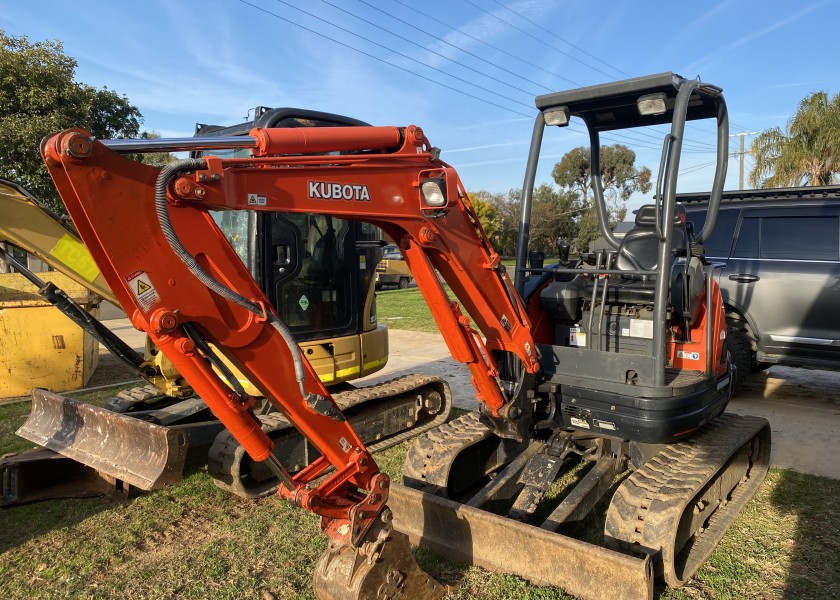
(17, 389), (189, 490)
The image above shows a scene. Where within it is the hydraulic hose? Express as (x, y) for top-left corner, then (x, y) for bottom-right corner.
(154, 160), (308, 398)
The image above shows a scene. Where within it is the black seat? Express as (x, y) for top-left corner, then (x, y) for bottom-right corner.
(599, 203), (705, 326)
(614, 204), (687, 276)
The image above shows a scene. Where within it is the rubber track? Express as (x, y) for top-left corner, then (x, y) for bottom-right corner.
(209, 374), (452, 499)
(604, 413), (771, 587)
(402, 412), (494, 497)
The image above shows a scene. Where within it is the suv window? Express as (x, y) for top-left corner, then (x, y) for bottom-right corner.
(733, 217), (759, 258)
(685, 207), (738, 257)
(761, 216), (839, 261)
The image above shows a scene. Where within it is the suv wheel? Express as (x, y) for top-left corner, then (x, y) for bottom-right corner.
(725, 328), (752, 394)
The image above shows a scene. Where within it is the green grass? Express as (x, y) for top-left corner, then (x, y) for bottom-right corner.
(2, 303), (840, 598)
(376, 287), (439, 332)
(3, 425), (838, 600)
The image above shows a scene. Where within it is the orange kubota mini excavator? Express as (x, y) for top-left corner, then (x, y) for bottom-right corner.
(39, 73), (770, 600)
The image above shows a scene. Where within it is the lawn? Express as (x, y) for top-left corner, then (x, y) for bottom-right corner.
(1, 293), (839, 599)
(376, 287), (441, 332)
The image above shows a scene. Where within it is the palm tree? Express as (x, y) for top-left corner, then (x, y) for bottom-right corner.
(749, 91), (840, 187)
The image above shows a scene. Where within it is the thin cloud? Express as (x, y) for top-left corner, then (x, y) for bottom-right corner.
(444, 140), (529, 154)
(682, 2), (827, 74)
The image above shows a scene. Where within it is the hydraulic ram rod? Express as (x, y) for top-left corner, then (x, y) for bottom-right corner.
(100, 126), (404, 156)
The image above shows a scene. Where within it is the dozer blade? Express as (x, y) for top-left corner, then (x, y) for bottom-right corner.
(389, 484), (654, 600)
(17, 389), (189, 491)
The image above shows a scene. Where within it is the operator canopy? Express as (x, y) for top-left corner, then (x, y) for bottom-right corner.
(536, 72), (722, 132)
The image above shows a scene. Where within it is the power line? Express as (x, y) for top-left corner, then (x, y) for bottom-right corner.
(381, 0), (581, 88)
(460, 0), (616, 81)
(384, 0), (717, 151)
(487, 0), (632, 79)
(354, 0), (573, 91)
(256, 1), (700, 153)
(678, 160), (719, 175)
(269, 0), (536, 112)
(237, 0), (534, 117)
(320, 0), (544, 97)
(240, 2), (717, 160)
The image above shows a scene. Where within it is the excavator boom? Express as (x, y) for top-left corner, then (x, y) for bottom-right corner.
(40, 123), (541, 598)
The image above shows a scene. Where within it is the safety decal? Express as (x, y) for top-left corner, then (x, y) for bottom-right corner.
(677, 350), (701, 361)
(500, 314), (512, 334)
(247, 193), (267, 206)
(299, 294), (310, 311)
(338, 437), (352, 453)
(126, 271), (160, 311)
(569, 327), (586, 347)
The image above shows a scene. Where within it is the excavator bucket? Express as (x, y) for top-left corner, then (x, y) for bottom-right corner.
(17, 389), (189, 490)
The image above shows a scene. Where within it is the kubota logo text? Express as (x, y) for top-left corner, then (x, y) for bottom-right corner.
(309, 181), (371, 201)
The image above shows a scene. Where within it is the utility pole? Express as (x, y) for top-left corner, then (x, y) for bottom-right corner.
(729, 132), (758, 189)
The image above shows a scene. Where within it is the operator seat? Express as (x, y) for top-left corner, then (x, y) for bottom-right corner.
(607, 203), (704, 325)
(614, 204), (687, 274)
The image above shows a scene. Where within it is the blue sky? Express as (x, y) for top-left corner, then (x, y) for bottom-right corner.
(2, 0), (837, 213)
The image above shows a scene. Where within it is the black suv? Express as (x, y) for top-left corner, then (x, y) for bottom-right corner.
(681, 185), (840, 381)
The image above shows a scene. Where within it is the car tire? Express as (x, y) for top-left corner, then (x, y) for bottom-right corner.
(398, 278), (409, 289)
(725, 328), (752, 394)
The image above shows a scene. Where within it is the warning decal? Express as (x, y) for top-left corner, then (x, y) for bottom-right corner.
(126, 271), (160, 311)
(247, 193), (267, 206)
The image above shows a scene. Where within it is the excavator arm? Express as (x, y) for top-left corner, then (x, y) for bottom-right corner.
(40, 124), (540, 597)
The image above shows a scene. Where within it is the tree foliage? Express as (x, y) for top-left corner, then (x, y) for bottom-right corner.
(468, 191), (500, 240)
(749, 91), (840, 187)
(467, 144), (649, 258)
(0, 31), (143, 211)
(551, 144), (650, 250)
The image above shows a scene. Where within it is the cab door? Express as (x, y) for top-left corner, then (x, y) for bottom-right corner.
(261, 213), (358, 343)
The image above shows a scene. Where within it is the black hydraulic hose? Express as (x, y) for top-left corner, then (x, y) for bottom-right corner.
(182, 322), (249, 401)
(154, 160), (308, 398)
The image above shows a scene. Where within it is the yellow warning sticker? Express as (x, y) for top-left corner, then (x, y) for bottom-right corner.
(50, 234), (100, 283)
(126, 271), (160, 311)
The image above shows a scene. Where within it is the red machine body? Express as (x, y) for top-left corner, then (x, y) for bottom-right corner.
(41, 125), (538, 546)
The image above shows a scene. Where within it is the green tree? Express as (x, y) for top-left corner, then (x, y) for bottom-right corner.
(749, 91), (840, 187)
(551, 144), (650, 251)
(528, 183), (578, 255)
(0, 31), (143, 212)
(468, 191), (501, 241)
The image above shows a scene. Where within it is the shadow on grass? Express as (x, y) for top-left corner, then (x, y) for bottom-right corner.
(0, 447), (210, 555)
(0, 495), (114, 555)
(771, 469), (840, 599)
